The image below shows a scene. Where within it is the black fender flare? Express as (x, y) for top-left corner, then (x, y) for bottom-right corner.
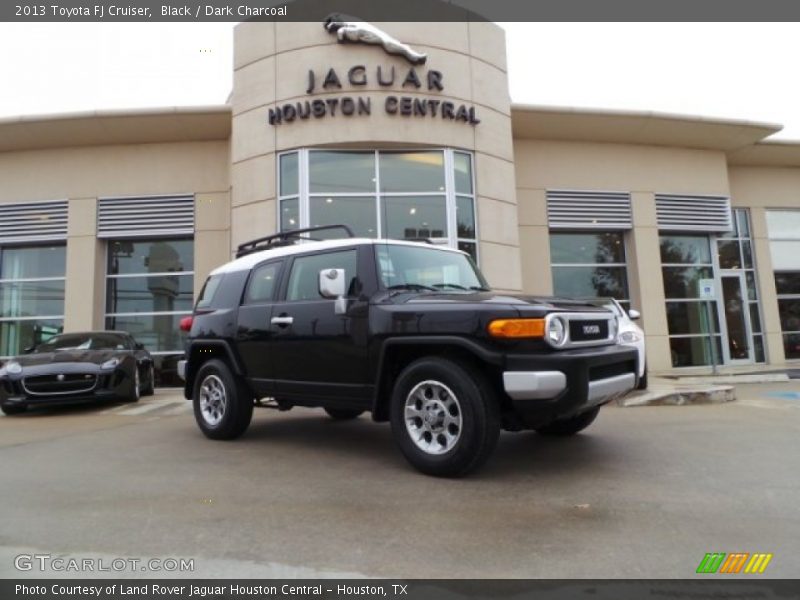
(183, 340), (246, 398)
(371, 336), (504, 419)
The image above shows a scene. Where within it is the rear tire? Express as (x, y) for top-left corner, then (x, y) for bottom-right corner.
(1, 404), (26, 416)
(324, 407), (364, 420)
(535, 406), (600, 436)
(193, 359), (253, 440)
(390, 356), (500, 477)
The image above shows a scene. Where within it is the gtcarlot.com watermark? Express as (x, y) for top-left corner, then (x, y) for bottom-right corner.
(14, 553), (195, 573)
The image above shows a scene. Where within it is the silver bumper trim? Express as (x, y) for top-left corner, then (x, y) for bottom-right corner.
(502, 371), (567, 400)
(177, 360), (187, 381)
(587, 372), (636, 404)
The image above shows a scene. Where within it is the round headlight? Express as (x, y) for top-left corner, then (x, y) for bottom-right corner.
(547, 316), (567, 347)
(5, 361), (22, 375)
(619, 331), (641, 344)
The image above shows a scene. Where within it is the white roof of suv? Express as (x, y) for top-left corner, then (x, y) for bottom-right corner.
(212, 238), (466, 275)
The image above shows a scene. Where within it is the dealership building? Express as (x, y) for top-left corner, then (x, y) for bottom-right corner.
(1, 20), (800, 382)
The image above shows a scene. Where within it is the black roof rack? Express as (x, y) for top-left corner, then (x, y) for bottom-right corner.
(235, 225), (355, 258)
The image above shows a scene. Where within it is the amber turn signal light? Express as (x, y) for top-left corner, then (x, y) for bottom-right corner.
(487, 318), (545, 338)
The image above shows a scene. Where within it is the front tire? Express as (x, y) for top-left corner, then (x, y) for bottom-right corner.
(324, 407), (364, 420)
(1, 404), (26, 416)
(141, 364), (155, 396)
(193, 359), (253, 440)
(390, 357), (500, 477)
(125, 365), (141, 403)
(637, 365), (648, 390)
(535, 406), (600, 436)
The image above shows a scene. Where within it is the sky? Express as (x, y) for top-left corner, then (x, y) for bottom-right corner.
(1, 22), (800, 138)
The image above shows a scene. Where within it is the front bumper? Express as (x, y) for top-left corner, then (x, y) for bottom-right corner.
(0, 367), (135, 409)
(501, 344), (638, 427)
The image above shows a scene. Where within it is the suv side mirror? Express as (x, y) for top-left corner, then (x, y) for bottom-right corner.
(319, 268), (348, 315)
(135, 342), (145, 351)
(628, 309), (641, 320)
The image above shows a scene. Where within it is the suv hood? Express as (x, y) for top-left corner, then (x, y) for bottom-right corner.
(395, 291), (609, 313)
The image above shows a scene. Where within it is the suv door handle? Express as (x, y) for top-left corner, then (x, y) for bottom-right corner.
(271, 315), (294, 326)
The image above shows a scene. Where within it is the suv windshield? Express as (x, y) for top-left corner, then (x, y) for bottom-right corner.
(377, 244), (489, 292)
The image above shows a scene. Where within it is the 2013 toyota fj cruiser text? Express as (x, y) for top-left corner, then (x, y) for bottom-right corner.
(178, 225), (638, 477)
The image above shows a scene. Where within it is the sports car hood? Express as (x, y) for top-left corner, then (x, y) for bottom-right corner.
(12, 349), (123, 367)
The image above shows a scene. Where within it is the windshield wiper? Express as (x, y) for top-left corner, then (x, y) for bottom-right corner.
(431, 283), (468, 290)
(387, 283), (437, 292)
(469, 286), (490, 291)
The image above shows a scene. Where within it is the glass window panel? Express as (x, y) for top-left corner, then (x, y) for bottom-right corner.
(280, 197), (299, 231)
(769, 241), (800, 271)
(286, 250), (358, 301)
(660, 235), (712, 265)
(753, 334), (766, 363)
(552, 266), (629, 300)
(379, 151), (445, 193)
(783, 334), (800, 359)
(458, 241), (477, 262)
(745, 271), (758, 301)
(106, 274), (194, 314)
(737, 210), (751, 238)
(454, 152), (473, 195)
(550, 232), (626, 264)
(775, 272), (800, 295)
(105, 313), (187, 353)
(766, 210), (800, 240)
(280, 152), (299, 197)
(108, 239), (193, 276)
(749, 302), (762, 334)
(666, 301), (720, 335)
(717, 240), (742, 269)
(196, 275), (222, 310)
(382, 195), (447, 241)
(309, 151), (375, 194)
(0, 318), (63, 357)
(0, 281), (65, 318)
(309, 196), (377, 238)
(661, 267), (714, 299)
(777, 298), (800, 332)
(245, 262), (282, 304)
(456, 195), (475, 239)
(741, 240), (753, 269)
(669, 336), (723, 367)
(0, 245), (66, 279)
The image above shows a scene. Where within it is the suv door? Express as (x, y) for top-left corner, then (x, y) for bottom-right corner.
(270, 247), (370, 404)
(236, 259), (284, 397)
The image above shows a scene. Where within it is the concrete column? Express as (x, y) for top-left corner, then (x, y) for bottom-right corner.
(194, 192), (232, 298)
(628, 192), (672, 372)
(63, 197), (105, 331)
(750, 207), (786, 365)
(517, 188), (552, 295)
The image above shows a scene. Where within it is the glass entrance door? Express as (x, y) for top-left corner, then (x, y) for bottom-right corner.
(720, 273), (754, 363)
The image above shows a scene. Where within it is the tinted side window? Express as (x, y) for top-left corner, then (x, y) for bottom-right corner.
(196, 275), (222, 309)
(245, 261), (282, 304)
(286, 250), (358, 302)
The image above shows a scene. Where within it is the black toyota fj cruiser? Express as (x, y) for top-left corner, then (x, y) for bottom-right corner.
(179, 225), (638, 476)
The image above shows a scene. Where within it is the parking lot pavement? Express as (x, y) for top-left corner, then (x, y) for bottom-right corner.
(0, 382), (799, 579)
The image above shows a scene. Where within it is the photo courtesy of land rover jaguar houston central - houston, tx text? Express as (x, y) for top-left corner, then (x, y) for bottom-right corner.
(178, 226), (639, 477)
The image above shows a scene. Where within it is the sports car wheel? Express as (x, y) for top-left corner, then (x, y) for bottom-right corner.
(126, 365), (141, 403)
(142, 364), (155, 396)
(193, 359), (253, 440)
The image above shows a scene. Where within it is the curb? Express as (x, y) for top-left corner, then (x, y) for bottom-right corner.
(616, 385), (735, 407)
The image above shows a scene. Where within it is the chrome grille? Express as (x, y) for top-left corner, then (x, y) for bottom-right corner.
(22, 373), (97, 396)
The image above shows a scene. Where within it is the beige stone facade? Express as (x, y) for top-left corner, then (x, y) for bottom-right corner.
(1, 21), (799, 379)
